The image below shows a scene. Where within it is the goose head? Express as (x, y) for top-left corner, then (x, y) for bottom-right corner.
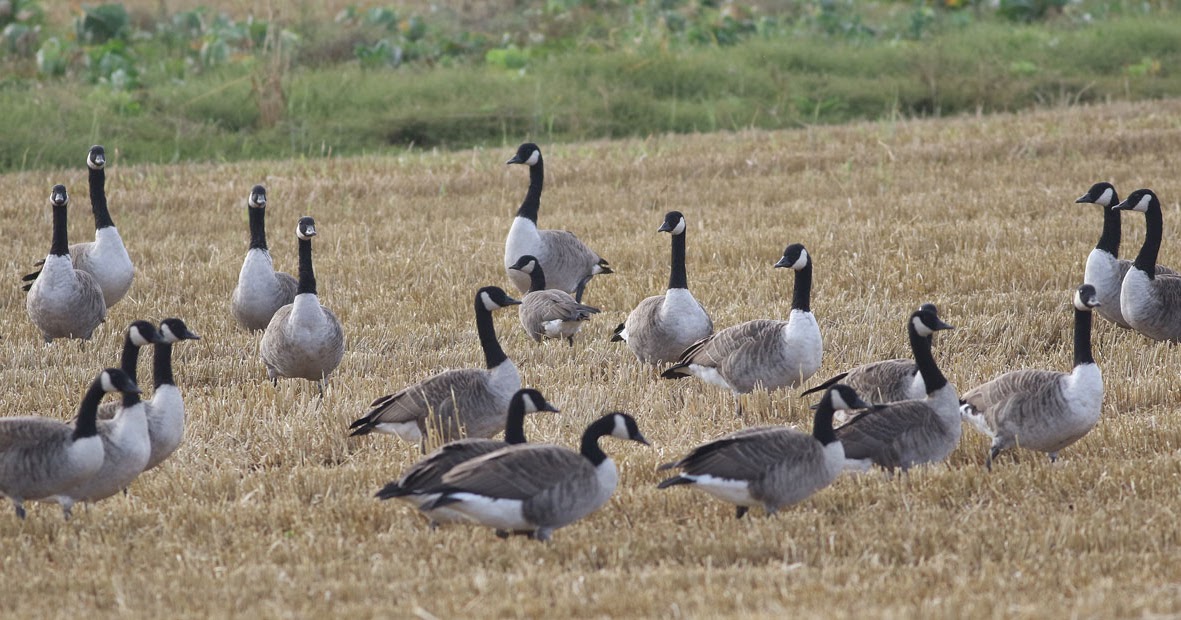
(49, 184), (69, 208)
(127, 320), (165, 347)
(1114, 189), (1159, 213)
(608, 412), (649, 445)
(507, 255), (540, 275)
(773, 243), (810, 271)
(296, 216), (317, 240)
(476, 286), (522, 311)
(513, 388), (560, 414)
(87, 145), (106, 170)
(1074, 284), (1101, 311)
(506, 143), (542, 167)
(99, 368), (141, 395)
(823, 384), (874, 413)
(159, 318), (201, 344)
(912, 305), (955, 338)
(248, 185), (267, 209)
(1076, 182), (1117, 208)
(658, 211), (687, 235)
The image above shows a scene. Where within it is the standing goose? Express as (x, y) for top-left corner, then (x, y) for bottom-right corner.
(504, 143), (612, 303)
(25, 185), (108, 342)
(349, 286), (522, 448)
(260, 216), (345, 396)
(1075, 182), (1175, 328)
(142, 318), (201, 472)
(960, 285), (1104, 469)
(24, 146), (135, 306)
(657, 384), (872, 519)
(375, 388), (560, 526)
(834, 306), (960, 472)
(422, 412), (649, 541)
(508, 255), (600, 345)
(0, 368), (139, 519)
(801, 303), (951, 408)
(612, 210), (713, 364)
(660, 243), (822, 415)
(1113, 189), (1181, 341)
(232, 185), (298, 331)
(51, 375), (152, 515)
(97, 321), (164, 419)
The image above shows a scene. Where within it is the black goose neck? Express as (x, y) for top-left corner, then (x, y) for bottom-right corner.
(791, 262), (813, 312)
(474, 301), (509, 369)
(1095, 206), (1122, 256)
(153, 342), (175, 389)
(119, 336), (143, 386)
(811, 401), (837, 445)
(515, 158), (544, 222)
(1073, 308), (1095, 367)
(526, 264), (547, 292)
(73, 378), (107, 439)
(50, 203), (70, 256)
(248, 207), (268, 250)
(297, 237), (316, 295)
(121, 390), (142, 409)
(579, 419), (611, 467)
(668, 230), (688, 290)
(1133, 205), (1162, 277)
(503, 401), (528, 445)
(88, 166), (114, 229)
(909, 323), (948, 394)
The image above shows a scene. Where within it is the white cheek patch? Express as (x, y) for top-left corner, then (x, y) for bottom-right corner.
(480, 292), (499, 311)
(100, 372), (115, 392)
(520, 393), (537, 412)
(671, 218), (686, 235)
(913, 316), (935, 337)
(525, 150), (540, 166)
(1135, 193), (1153, 212)
(129, 326), (150, 346)
(829, 390), (850, 411)
(160, 323), (177, 343)
(791, 249), (809, 270)
(1097, 187), (1114, 206)
(611, 414), (633, 440)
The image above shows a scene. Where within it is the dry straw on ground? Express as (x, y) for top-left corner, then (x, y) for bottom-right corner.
(3, 99), (1181, 618)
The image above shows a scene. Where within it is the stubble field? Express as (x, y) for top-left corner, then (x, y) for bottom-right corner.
(3, 99), (1181, 618)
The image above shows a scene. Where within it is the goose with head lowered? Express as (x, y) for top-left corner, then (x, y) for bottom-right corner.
(504, 143), (612, 303)
(1075, 182), (1176, 329)
(960, 285), (1104, 469)
(141, 318), (201, 472)
(612, 210), (713, 365)
(375, 388), (559, 527)
(421, 412), (649, 541)
(1112, 189), (1181, 342)
(23, 146), (134, 307)
(834, 306), (960, 472)
(658, 384), (872, 519)
(260, 216), (345, 396)
(508, 255), (600, 346)
(802, 303), (951, 422)
(97, 320), (164, 419)
(349, 286), (522, 450)
(25, 184), (107, 342)
(0, 368), (139, 519)
(232, 185), (298, 331)
(660, 243), (822, 415)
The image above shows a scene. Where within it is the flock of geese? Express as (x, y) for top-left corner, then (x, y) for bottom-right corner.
(1, 142), (1173, 542)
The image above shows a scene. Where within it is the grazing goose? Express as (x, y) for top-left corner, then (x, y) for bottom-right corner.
(960, 285), (1104, 469)
(260, 216), (345, 396)
(504, 143), (612, 302)
(51, 377), (152, 515)
(25, 185), (108, 342)
(660, 243), (822, 415)
(231, 185), (298, 331)
(422, 412), (649, 541)
(834, 306), (960, 472)
(24, 146), (135, 306)
(142, 318), (201, 472)
(612, 210), (713, 364)
(375, 388), (560, 526)
(97, 321), (164, 419)
(657, 384), (871, 519)
(1076, 182), (1176, 329)
(0, 368), (139, 519)
(508, 255), (601, 345)
(1113, 189), (1181, 341)
(349, 286), (522, 448)
(801, 303), (951, 414)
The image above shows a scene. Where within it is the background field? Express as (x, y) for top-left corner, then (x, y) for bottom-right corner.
(4, 98), (1181, 617)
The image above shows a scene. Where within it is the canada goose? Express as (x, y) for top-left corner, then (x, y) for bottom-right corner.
(260, 216), (345, 396)
(142, 318), (201, 472)
(612, 210), (713, 364)
(657, 384), (871, 519)
(660, 243), (822, 414)
(51, 380), (151, 515)
(504, 143), (612, 303)
(375, 388), (560, 526)
(1113, 189), (1181, 341)
(232, 185), (298, 331)
(960, 285), (1104, 469)
(801, 303), (952, 411)
(23, 146), (134, 307)
(422, 412), (649, 541)
(97, 320), (164, 419)
(25, 184), (108, 342)
(1076, 182), (1176, 329)
(0, 368), (139, 519)
(349, 286), (522, 448)
(834, 306), (960, 471)
(508, 255), (600, 345)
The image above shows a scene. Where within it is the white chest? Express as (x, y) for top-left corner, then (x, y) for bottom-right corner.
(504, 217), (542, 269)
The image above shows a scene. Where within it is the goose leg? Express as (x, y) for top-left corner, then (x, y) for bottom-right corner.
(1048, 452), (1058, 463)
(12, 499), (26, 520)
(735, 506), (748, 519)
(573, 278), (590, 303)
